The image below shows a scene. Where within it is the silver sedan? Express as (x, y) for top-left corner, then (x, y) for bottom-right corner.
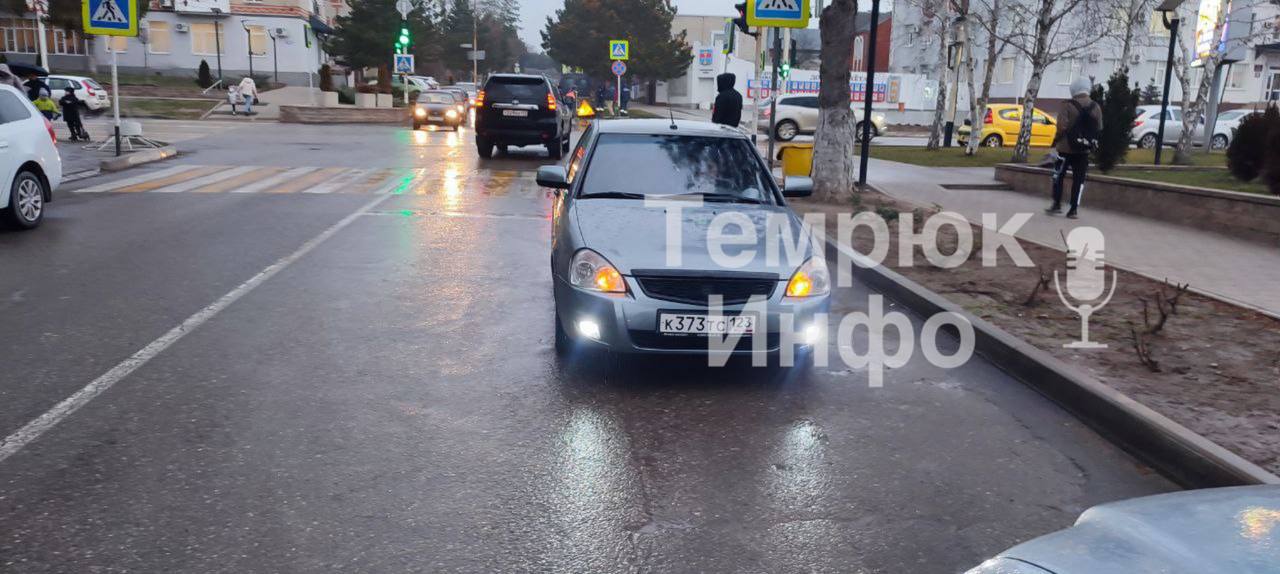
(538, 119), (830, 360)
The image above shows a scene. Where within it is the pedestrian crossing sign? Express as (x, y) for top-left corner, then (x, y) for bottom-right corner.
(394, 54), (415, 75)
(609, 40), (629, 61)
(747, 0), (810, 29)
(83, 0), (138, 36)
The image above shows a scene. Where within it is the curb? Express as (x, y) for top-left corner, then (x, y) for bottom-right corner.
(99, 146), (179, 172)
(819, 194), (1280, 488)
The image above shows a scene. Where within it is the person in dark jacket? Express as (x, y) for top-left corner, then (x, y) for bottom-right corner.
(24, 74), (50, 102)
(59, 87), (90, 141)
(1048, 77), (1104, 219)
(711, 73), (742, 128)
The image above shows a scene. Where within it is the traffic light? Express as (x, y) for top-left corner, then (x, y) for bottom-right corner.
(396, 22), (410, 51)
(780, 62), (790, 79)
(732, 3), (757, 37)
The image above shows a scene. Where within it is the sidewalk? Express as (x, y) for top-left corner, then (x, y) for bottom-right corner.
(864, 157), (1280, 317)
(207, 86), (322, 120)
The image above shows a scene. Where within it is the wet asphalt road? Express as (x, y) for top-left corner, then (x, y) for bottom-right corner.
(0, 123), (1172, 573)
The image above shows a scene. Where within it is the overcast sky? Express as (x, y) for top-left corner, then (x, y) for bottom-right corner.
(518, 0), (737, 50)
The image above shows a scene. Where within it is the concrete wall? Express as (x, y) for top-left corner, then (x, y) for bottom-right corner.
(995, 164), (1280, 245)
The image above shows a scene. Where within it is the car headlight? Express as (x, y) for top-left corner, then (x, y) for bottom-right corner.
(413, 107), (426, 118)
(445, 109), (458, 118)
(785, 257), (831, 298)
(569, 249), (627, 293)
(456, 105), (465, 113)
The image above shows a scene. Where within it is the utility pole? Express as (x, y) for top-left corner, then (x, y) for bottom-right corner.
(211, 8), (224, 83)
(33, 0), (49, 71)
(1154, 3), (1180, 165)
(766, 29), (781, 170)
(268, 28), (280, 84)
(472, 0), (479, 84)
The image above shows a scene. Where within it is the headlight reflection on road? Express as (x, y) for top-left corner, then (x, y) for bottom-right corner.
(441, 166), (462, 207)
(412, 130), (428, 145)
(552, 409), (641, 562)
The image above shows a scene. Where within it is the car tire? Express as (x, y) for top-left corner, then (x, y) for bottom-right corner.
(476, 136), (494, 159)
(562, 134), (571, 152)
(981, 134), (1003, 148)
(774, 120), (799, 142)
(5, 170), (46, 230)
(1138, 133), (1157, 149)
(1211, 134), (1229, 150)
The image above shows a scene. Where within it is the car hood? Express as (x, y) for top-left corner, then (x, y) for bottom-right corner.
(1001, 486), (1280, 574)
(572, 198), (814, 278)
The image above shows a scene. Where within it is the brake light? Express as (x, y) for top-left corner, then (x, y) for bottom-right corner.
(1133, 119), (1142, 127)
(85, 86), (96, 96)
(44, 116), (56, 144)
(546, 92), (557, 110)
(761, 106), (771, 119)
(983, 109), (993, 124)
(474, 90), (485, 108)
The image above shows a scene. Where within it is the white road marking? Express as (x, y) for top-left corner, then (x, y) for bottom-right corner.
(304, 169), (371, 194)
(150, 165), (258, 193)
(0, 193), (393, 465)
(231, 167), (318, 193)
(73, 165), (202, 193)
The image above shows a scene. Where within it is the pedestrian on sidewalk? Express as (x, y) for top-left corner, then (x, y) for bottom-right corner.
(32, 88), (58, 120)
(59, 87), (90, 141)
(711, 73), (742, 129)
(1047, 77), (1102, 220)
(227, 84), (242, 115)
(238, 76), (259, 115)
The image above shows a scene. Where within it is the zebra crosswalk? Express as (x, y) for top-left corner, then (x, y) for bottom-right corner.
(70, 164), (547, 197)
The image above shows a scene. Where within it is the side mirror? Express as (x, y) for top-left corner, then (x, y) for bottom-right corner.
(782, 176), (813, 198)
(536, 165), (570, 189)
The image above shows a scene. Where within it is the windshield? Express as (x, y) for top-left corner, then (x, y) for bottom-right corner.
(579, 133), (775, 203)
(418, 92), (455, 104)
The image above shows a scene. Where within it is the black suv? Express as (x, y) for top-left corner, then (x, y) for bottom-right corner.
(474, 74), (572, 159)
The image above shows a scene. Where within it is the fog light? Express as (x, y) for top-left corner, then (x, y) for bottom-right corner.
(802, 323), (823, 346)
(577, 319), (601, 340)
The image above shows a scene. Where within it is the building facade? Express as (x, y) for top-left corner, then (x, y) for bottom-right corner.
(1, 0), (339, 86)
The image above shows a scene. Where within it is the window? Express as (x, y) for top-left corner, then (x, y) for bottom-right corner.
(579, 134), (776, 204)
(0, 90), (33, 124)
(148, 21), (171, 54)
(1227, 63), (1247, 89)
(246, 24), (269, 57)
(1058, 59), (1083, 84)
(483, 76), (549, 102)
(106, 35), (128, 53)
(0, 17), (84, 55)
(191, 22), (225, 56)
(1150, 61), (1168, 86)
(996, 57), (1015, 84)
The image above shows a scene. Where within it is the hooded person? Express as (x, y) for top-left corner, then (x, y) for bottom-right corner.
(1047, 77), (1103, 219)
(711, 72), (743, 128)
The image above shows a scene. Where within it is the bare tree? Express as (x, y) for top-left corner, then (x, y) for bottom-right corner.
(966, 0), (1017, 155)
(812, 0), (860, 201)
(1103, 0), (1156, 74)
(1003, 0), (1108, 163)
(922, 0), (952, 149)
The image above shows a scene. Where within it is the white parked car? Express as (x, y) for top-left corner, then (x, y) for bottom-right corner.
(1131, 104), (1241, 149)
(1209, 108), (1252, 148)
(757, 95), (887, 141)
(0, 84), (61, 229)
(45, 74), (110, 112)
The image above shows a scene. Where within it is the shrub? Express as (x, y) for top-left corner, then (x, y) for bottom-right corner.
(377, 66), (392, 94)
(1264, 107), (1280, 196)
(355, 84), (378, 94)
(1093, 71), (1138, 173)
(197, 60), (213, 88)
(319, 64), (333, 92)
(1226, 106), (1273, 182)
(337, 86), (355, 105)
(1140, 82), (1161, 105)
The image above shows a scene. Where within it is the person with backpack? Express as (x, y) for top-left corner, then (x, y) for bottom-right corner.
(1048, 77), (1103, 219)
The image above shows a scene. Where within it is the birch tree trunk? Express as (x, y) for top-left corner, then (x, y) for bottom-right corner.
(926, 15), (950, 150)
(1173, 0), (1227, 164)
(1012, 0), (1053, 164)
(966, 15), (999, 155)
(812, 0), (859, 201)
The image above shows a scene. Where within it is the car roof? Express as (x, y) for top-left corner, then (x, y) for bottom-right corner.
(593, 119), (749, 139)
(486, 74), (548, 83)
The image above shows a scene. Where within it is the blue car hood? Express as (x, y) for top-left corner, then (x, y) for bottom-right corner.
(1004, 485), (1280, 574)
(572, 198), (815, 277)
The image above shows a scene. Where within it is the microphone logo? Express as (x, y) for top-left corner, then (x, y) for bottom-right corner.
(1054, 227), (1118, 349)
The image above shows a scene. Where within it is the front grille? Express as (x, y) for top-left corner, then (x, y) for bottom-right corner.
(630, 331), (780, 351)
(633, 273), (778, 306)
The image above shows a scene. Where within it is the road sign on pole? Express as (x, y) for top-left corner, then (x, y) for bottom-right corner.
(612, 60), (626, 114)
(394, 53), (415, 75)
(83, 0), (138, 36)
(609, 40), (629, 60)
(611, 60), (626, 76)
(747, 0), (810, 29)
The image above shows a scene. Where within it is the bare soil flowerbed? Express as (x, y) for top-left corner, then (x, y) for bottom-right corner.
(792, 193), (1280, 476)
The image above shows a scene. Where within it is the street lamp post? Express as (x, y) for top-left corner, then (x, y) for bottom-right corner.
(211, 8), (224, 83)
(268, 28), (280, 84)
(858, 0), (883, 186)
(1154, 0), (1183, 166)
(242, 22), (256, 80)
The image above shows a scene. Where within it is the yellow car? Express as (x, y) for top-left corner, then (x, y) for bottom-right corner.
(957, 104), (1057, 148)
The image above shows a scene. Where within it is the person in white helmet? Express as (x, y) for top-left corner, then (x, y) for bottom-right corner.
(1048, 77), (1102, 219)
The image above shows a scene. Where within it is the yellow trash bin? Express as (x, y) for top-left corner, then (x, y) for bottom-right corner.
(778, 144), (814, 177)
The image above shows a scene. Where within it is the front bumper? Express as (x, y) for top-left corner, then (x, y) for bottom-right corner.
(554, 275), (829, 355)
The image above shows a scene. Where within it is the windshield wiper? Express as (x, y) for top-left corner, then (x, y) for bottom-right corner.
(677, 192), (764, 204)
(579, 191), (648, 200)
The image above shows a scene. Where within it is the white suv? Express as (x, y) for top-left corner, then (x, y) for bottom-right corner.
(46, 75), (111, 112)
(0, 84), (62, 229)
